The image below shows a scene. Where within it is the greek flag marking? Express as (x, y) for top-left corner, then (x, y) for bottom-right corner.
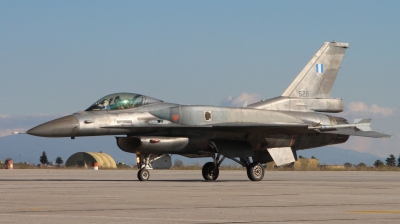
(316, 64), (324, 74)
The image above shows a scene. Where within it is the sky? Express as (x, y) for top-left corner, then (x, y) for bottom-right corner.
(1, 0), (399, 158)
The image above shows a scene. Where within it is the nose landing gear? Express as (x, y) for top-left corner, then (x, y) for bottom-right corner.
(137, 168), (150, 181)
(136, 154), (167, 181)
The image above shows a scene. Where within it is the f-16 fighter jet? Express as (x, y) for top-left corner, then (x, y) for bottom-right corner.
(26, 42), (390, 181)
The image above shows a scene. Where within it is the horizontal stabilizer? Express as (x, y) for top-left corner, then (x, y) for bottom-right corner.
(354, 118), (371, 124)
(322, 129), (391, 138)
(312, 119), (391, 138)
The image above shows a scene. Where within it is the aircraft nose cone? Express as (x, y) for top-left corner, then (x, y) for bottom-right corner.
(27, 115), (79, 137)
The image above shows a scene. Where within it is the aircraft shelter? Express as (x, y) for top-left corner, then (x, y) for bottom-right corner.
(66, 152), (117, 169)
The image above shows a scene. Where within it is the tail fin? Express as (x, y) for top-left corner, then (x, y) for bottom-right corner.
(282, 42), (349, 98)
(248, 42), (348, 112)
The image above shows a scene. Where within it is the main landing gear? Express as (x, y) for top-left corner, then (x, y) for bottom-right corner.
(201, 151), (265, 181)
(246, 162), (265, 181)
(136, 154), (167, 181)
(202, 152), (225, 180)
(135, 152), (264, 182)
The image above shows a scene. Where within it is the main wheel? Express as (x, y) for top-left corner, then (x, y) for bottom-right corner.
(202, 162), (219, 181)
(247, 162), (264, 181)
(138, 168), (150, 181)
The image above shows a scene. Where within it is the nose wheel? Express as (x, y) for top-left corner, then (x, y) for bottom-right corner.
(137, 168), (150, 181)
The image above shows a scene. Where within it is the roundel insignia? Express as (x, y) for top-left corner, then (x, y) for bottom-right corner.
(172, 114), (180, 122)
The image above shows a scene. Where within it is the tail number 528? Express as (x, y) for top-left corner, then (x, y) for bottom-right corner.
(299, 91), (309, 97)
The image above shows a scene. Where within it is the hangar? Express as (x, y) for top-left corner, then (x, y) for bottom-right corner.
(66, 152), (117, 169)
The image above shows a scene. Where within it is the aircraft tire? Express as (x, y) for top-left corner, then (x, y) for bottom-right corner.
(246, 162), (264, 181)
(138, 168), (150, 181)
(202, 162), (219, 181)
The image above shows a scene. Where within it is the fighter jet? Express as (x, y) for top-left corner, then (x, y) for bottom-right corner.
(26, 42), (390, 181)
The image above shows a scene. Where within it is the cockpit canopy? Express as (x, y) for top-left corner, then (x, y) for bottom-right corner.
(85, 93), (164, 111)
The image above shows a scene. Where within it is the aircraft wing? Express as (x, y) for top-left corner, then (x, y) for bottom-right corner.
(209, 123), (309, 134)
(101, 122), (309, 135)
(102, 119), (390, 137)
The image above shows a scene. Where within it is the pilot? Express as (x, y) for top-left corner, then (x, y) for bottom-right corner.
(98, 99), (110, 110)
(104, 99), (110, 110)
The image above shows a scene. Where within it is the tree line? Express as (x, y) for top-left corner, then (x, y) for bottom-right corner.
(373, 154), (400, 167)
(40, 151), (63, 166)
(343, 154), (400, 168)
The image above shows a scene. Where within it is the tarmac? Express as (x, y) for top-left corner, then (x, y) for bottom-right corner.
(0, 169), (399, 223)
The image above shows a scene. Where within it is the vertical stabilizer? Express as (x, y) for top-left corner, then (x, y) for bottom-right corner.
(282, 42), (349, 98)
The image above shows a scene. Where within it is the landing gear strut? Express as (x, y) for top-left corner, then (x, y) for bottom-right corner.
(228, 157), (265, 181)
(202, 141), (265, 181)
(136, 154), (166, 181)
(201, 145), (225, 181)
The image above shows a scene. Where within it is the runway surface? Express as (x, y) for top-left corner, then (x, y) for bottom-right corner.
(0, 169), (399, 223)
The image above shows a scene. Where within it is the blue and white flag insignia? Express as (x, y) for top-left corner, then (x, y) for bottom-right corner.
(316, 63), (324, 74)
